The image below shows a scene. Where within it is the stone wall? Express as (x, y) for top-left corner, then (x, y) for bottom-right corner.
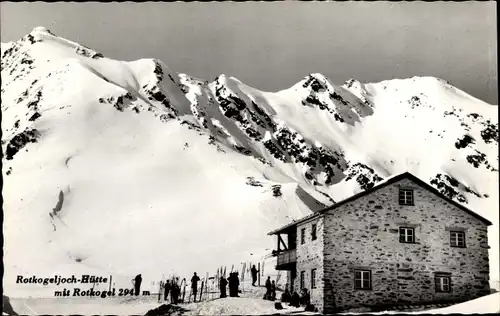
(322, 178), (490, 312)
(294, 216), (324, 311)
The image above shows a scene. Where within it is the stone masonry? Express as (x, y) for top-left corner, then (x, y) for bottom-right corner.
(294, 216), (325, 312)
(320, 177), (490, 312)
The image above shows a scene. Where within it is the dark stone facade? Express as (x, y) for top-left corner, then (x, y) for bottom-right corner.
(293, 217), (325, 311)
(293, 177), (490, 313)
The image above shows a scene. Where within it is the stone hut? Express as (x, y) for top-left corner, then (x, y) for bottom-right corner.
(268, 172), (491, 313)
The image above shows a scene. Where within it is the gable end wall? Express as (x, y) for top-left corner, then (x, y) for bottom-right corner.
(322, 178), (490, 312)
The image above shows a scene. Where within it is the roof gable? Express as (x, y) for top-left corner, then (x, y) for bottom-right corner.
(393, 173), (492, 226)
(268, 172), (492, 235)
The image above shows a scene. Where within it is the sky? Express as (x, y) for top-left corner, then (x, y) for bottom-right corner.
(0, 1), (497, 104)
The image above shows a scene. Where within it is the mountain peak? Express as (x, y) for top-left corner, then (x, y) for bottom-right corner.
(343, 78), (361, 87)
(375, 75), (447, 87)
(299, 73), (331, 85)
(297, 72), (336, 93)
(216, 73), (228, 80)
(307, 72), (329, 81)
(30, 26), (54, 36)
(214, 74), (244, 86)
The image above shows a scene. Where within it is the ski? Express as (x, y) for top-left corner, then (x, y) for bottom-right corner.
(205, 273), (209, 301)
(182, 278), (187, 303)
(199, 280), (204, 302)
(158, 280), (162, 303)
(180, 278), (185, 303)
(216, 269), (220, 290)
(241, 263), (246, 293)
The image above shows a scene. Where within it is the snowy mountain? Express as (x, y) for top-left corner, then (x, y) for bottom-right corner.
(2, 27), (498, 297)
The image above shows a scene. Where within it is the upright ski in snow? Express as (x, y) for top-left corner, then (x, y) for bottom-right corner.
(182, 278), (186, 303)
(199, 280), (204, 302)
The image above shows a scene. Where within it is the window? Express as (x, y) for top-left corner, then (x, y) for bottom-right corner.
(435, 274), (451, 293)
(311, 224), (317, 241)
(399, 227), (415, 243)
(354, 270), (371, 290)
(300, 271), (305, 289)
(311, 269), (317, 289)
(301, 228), (306, 244)
(399, 189), (414, 205)
(450, 231), (466, 248)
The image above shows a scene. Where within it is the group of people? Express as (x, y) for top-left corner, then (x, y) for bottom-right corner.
(140, 269), (314, 311)
(220, 264), (260, 299)
(281, 286), (311, 308)
(159, 272), (204, 304)
(160, 276), (184, 304)
(262, 276), (312, 310)
(158, 271), (242, 303)
(263, 276), (277, 301)
(220, 272), (240, 298)
(154, 264), (261, 304)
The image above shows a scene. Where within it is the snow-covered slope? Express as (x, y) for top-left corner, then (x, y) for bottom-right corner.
(362, 292), (500, 315)
(2, 27), (498, 297)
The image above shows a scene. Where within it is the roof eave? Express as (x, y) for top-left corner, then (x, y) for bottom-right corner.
(267, 213), (323, 235)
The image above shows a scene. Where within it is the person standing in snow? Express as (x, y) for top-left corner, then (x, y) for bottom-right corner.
(227, 273), (233, 297)
(171, 277), (179, 304)
(170, 278), (175, 304)
(251, 265), (259, 286)
(219, 276), (228, 298)
(191, 272), (200, 302)
(235, 272), (240, 296)
(164, 280), (171, 302)
(133, 274), (142, 296)
(264, 276), (272, 300)
(228, 272), (240, 297)
(271, 280), (276, 301)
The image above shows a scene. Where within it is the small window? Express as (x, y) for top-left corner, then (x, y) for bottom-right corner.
(399, 227), (415, 243)
(300, 271), (305, 289)
(399, 189), (414, 205)
(311, 224), (317, 241)
(301, 228), (306, 245)
(450, 231), (466, 248)
(354, 270), (371, 290)
(311, 269), (317, 289)
(435, 274), (451, 293)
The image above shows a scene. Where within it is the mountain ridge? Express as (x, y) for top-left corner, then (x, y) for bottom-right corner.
(4, 26), (495, 104)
